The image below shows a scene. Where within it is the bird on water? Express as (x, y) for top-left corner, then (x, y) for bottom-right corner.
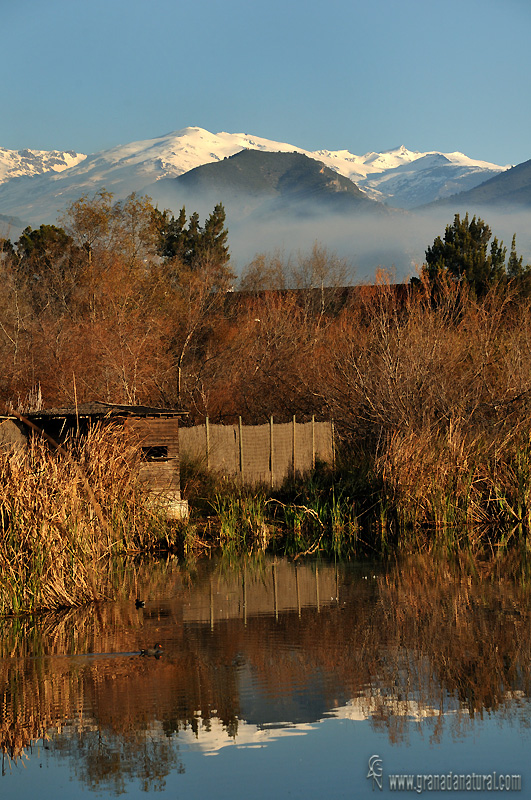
(140, 643), (163, 657)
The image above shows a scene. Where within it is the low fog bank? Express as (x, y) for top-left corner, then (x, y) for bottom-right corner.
(3, 176), (531, 288)
(228, 211), (427, 283)
(149, 181), (531, 284)
(228, 206), (531, 285)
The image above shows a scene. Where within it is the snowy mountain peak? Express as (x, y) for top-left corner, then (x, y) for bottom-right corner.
(0, 127), (513, 225)
(0, 147), (86, 184)
(381, 145), (410, 156)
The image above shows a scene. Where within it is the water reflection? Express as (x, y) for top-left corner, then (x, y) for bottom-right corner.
(1, 555), (530, 793)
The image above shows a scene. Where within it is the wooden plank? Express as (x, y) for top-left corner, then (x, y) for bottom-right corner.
(125, 417), (180, 455)
(138, 459), (180, 490)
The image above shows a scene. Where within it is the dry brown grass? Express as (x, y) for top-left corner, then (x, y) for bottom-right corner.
(315, 279), (531, 547)
(0, 425), (172, 613)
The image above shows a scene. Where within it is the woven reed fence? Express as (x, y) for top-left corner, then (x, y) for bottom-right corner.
(179, 416), (334, 486)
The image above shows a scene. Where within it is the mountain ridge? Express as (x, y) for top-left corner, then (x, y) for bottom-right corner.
(0, 127), (511, 227)
(0, 147), (86, 184)
(146, 149), (389, 226)
(0, 128), (527, 281)
(425, 159), (531, 209)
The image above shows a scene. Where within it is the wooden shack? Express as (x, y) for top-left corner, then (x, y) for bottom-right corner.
(19, 402), (188, 519)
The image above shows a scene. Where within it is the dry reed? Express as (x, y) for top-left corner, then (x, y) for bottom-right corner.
(315, 279), (531, 552)
(0, 424), (172, 613)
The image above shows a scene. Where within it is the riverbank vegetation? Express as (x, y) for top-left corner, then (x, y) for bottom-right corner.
(2, 196), (531, 610)
(0, 426), (175, 614)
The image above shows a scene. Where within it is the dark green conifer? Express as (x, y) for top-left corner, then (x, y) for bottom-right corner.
(196, 203), (229, 267)
(507, 234), (523, 278)
(155, 203), (230, 272)
(423, 213), (507, 295)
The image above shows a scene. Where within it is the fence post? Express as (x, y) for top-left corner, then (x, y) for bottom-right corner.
(205, 415), (210, 470)
(292, 414), (296, 476)
(331, 419), (335, 470)
(312, 414), (315, 470)
(239, 416), (244, 484)
(270, 415), (274, 488)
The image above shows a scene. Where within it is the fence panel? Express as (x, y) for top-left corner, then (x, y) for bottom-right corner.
(180, 418), (333, 486)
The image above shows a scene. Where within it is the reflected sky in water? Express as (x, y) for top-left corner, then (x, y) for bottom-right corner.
(0, 555), (529, 798)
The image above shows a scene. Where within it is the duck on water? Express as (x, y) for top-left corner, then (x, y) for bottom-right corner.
(140, 643), (163, 657)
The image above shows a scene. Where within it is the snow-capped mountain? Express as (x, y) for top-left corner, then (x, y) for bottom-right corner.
(0, 147), (86, 184)
(357, 152), (508, 209)
(147, 149), (388, 228)
(0, 127), (510, 228)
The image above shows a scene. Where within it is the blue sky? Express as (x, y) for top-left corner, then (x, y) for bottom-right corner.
(2, 0), (530, 165)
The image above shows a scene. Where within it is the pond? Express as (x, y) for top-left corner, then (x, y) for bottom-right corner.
(0, 555), (528, 798)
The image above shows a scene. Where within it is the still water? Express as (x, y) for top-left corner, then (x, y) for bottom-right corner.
(0, 555), (529, 798)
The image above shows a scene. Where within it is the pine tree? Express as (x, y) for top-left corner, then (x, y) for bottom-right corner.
(186, 211), (201, 265)
(14, 224), (83, 313)
(507, 234), (523, 278)
(506, 233), (531, 295)
(155, 203), (230, 273)
(422, 212), (507, 295)
(199, 203), (229, 268)
(0, 238), (15, 260)
(488, 236), (507, 282)
(156, 206), (188, 261)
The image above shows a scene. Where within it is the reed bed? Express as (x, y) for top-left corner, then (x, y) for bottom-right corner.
(10, 279), (531, 586)
(0, 425), (173, 614)
(373, 422), (531, 551)
(210, 490), (271, 552)
(299, 279), (531, 556)
(183, 464), (364, 558)
(179, 280), (531, 558)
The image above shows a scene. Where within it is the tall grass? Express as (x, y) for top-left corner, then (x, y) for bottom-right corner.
(0, 425), (174, 613)
(211, 490), (271, 553)
(13, 277), (531, 580)
(370, 421), (531, 553)
(177, 428), (531, 559)
(298, 279), (531, 554)
(173, 278), (531, 559)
